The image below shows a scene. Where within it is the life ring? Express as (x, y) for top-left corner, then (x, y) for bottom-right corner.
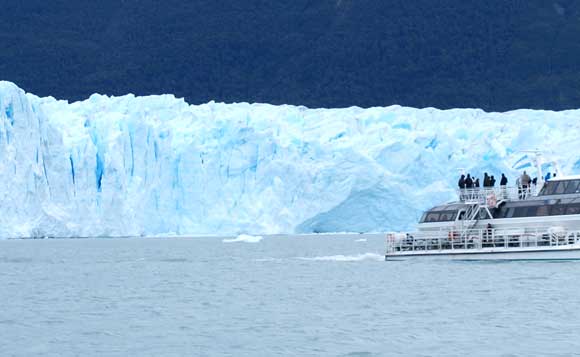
(486, 192), (497, 207)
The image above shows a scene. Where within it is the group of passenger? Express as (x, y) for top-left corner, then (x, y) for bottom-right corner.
(457, 170), (559, 200)
(457, 172), (507, 189)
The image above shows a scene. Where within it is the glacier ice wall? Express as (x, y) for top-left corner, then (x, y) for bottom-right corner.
(1, 80), (580, 238)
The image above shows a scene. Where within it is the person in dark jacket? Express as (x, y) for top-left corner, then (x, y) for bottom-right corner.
(458, 174), (466, 189)
(484, 223), (493, 242)
(500, 173), (508, 186)
(465, 174), (474, 189)
(490, 175), (496, 187)
(483, 173), (490, 187)
(475, 178), (480, 188)
(500, 173), (508, 199)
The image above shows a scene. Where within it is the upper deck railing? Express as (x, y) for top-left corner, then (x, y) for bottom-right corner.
(457, 185), (540, 205)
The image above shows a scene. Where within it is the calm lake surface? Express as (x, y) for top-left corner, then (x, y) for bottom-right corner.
(1, 234), (579, 356)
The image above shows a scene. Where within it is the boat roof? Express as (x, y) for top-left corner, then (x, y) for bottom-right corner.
(428, 203), (470, 211)
(549, 175), (580, 181)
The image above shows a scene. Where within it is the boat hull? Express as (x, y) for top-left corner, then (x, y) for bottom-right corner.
(385, 245), (580, 261)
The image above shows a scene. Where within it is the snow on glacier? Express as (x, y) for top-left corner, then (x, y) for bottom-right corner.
(1, 80), (579, 238)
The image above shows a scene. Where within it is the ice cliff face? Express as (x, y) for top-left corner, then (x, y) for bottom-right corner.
(1, 81), (579, 238)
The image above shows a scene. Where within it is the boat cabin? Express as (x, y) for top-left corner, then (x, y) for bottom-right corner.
(419, 177), (580, 225)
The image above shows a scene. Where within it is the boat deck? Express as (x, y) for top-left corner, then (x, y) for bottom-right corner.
(385, 227), (580, 259)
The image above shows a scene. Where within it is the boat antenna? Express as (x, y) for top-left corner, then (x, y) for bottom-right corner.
(519, 149), (561, 184)
(517, 150), (543, 183)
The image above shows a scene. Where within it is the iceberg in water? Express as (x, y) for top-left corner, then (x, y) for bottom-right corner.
(222, 234), (263, 243)
(1, 80), (579, 238)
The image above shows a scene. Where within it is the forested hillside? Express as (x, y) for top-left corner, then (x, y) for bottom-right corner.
(2, 0), (580, 110)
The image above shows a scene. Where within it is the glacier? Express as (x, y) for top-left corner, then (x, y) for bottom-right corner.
(1, 80), (579, 238)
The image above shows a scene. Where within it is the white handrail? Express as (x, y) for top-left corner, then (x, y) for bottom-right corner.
(386, 226), (579, 254)
(457, 185), (540, 204)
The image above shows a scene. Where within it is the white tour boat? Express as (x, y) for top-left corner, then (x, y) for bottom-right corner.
(385, 159), (580, 260)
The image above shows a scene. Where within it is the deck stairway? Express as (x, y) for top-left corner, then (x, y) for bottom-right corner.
(457, 202), (481, 239)
(454, 185), (540, 240)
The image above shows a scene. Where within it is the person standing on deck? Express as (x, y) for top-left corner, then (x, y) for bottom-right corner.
(500, 173), (508, 199)
(465, 174), (474, 201)
(465, 174), (474, 189)
(458, 174), (466, 189)
(500, 173), (508, 186)
(458, 174), (466, 200)
(483, 173), (490, 187)
(521, 171), (531, 199)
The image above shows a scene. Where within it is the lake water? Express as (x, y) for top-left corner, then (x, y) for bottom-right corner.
(1, 234), (579, 356)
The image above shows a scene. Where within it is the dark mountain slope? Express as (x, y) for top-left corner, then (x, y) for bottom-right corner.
(2, 0), (580, 110)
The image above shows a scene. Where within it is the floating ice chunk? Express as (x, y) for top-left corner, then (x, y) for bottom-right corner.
(355, 238), (367, 242)
(253, 257), (279, 262)
(222, 234), (263, 243)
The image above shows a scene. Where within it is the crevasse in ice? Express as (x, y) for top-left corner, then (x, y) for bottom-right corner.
(0, 81), (578, 238)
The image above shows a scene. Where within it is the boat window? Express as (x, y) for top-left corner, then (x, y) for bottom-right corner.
(555, 181), (568, 195)
(540, 181), (558, 196)
(438, 211), (457, 222)
(512, 207), (529, 218)
(422, 210), (457, 222)
(478, 209), (490, 220)
(565, 180), (580, 194)
(539, 182), (550, 195)
(425, 212), (440, 222)
(438, 212), (450, 221)
(551, 205), (566, 216)
(497, 204), (574, 217)
(566, 205), (580, 215)
(506, 208), (515, 218)
(511, 207), (524, 218)
(536, 206), (550, 216)
(494, 207), (509, 218)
